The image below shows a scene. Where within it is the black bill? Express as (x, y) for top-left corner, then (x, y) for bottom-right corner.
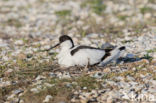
(40, 42), (60, 52)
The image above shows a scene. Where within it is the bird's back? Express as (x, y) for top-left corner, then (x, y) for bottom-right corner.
(71, 46), (106, 66)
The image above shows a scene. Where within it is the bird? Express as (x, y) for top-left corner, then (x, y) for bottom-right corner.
(46, 35), (125, 67)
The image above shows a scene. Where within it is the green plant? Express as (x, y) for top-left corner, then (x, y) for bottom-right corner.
(55, 10), (71, 17)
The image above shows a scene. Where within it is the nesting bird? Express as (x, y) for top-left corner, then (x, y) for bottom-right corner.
(48, 35), (125, 67)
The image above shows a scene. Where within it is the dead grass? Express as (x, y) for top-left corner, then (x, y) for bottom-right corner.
(0, 80), (31, 102)
(0, 50), (155, 103)
(21, 75), (101, 103)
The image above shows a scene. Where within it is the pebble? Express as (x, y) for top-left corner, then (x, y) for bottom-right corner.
(5, 69), (13, 76)
(61, 72), (71, 79)
(13, 89), (23, 95)
(126, 76), (135, 81)
(144, 13), (151, 19)
(30, 88), (40, 93)
(83, 87), (87, 90)
(43, 95), (53, 103)
(35, 75), (46, 81)
(17, 53), (27, 60)
(66, 82), (72, 88)
(116, 76), (124, 81)
(59, 102), (66, 103)
(0, 81), (11, 87)
(14, 40), (24, 45)
(126, 53), (135, 58)
(92, 72), (103, 79)
(87, 33), (99, 38)
(101, 42), (115, 49)
(49, 72), (57, 77)
(103, 68), (111, 73)
(44, 83), (54, 87)
(7, 94), (16, 100)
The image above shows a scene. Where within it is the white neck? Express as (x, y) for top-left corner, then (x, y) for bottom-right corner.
(60, 40), (74, 51)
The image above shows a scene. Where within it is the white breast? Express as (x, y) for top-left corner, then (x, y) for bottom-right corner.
(57, 49), (74, 67)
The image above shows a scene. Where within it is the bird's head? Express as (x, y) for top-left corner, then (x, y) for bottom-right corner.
(52, 35), (74, 49)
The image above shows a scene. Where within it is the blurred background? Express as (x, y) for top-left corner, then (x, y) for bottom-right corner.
(0, 0), (155, 39)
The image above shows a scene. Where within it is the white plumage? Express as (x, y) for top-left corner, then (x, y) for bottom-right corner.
(51, 35), (125, 67)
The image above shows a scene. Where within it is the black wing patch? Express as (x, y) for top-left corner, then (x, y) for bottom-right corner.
(70, 45), (104, 56)
(92, 51), (111, 66)
(101, 48), (114, 61)
(104, 48), (114, 53)
(70, 45), (114, 66)
(70, 45), (114, 56)
(101, 52), (111, 61)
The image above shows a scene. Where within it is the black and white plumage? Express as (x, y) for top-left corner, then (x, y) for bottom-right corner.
(50, 35), (125, 67)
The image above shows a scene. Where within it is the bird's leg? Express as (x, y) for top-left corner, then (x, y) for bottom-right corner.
(84, 58), (90, 72)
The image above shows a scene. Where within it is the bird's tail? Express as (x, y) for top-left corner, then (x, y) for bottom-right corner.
(99, 46), (126, 66)
(119, 46), (126, 51)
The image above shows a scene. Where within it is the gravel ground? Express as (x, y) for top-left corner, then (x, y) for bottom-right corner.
(0, 0), (156, 103)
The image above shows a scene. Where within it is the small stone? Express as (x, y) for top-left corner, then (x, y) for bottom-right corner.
(144, 13), (151, 19)
(66, 82), (72, 88)
(59, 102), (66, 103)
(107, 80), (117, 86)
(43, 45), (51, 50)
(139, 59), (149, 64)
(118, 81), (129, 88)
(126, 53), (135, 58)
(116, 76), (124, 81)
(14, 98), (21, 102)
(126, 76), (135, 81)
(49, 72), (57, 77)
(103, 68), (111, 73)
(125, 36), (132, 41)
(106, 96), (113, 103)
(83, 87), (87, 90)
(151, 59), (156, 66)
(19, 99), (24, 103)
(0, 81), (11, 87)
(13, 89), (23, 95)
(15, 40), (24, 45)
(101, 42), (115, 49)
(140, 74), (145, 78)
(72, 82), (78, 85)
(30, 88), (39, 93)
(149, 79), (156, 85)
(79, 96), (88, 103)
(35, 75), (46, 81)
(92, 72), (103, 79)
(153, 54), (156, 59)
(0, 78), (2, 82)
(71, 98), (77, 102)
(2, 56), (9, 61)
(44, 83), (54, 87)
(7, 94), (15, 100)
(43, 95), (53, 103)
(87, 33), (99, 38)
(61, 72), (71, 79)
(129, 81), (138, 87)
(82, 38), (91, 45)
(5, 69), (13, 76)
(27, 54), (33, 58)
(18, 53), (27, 60)
(132, 67), (136, 71)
